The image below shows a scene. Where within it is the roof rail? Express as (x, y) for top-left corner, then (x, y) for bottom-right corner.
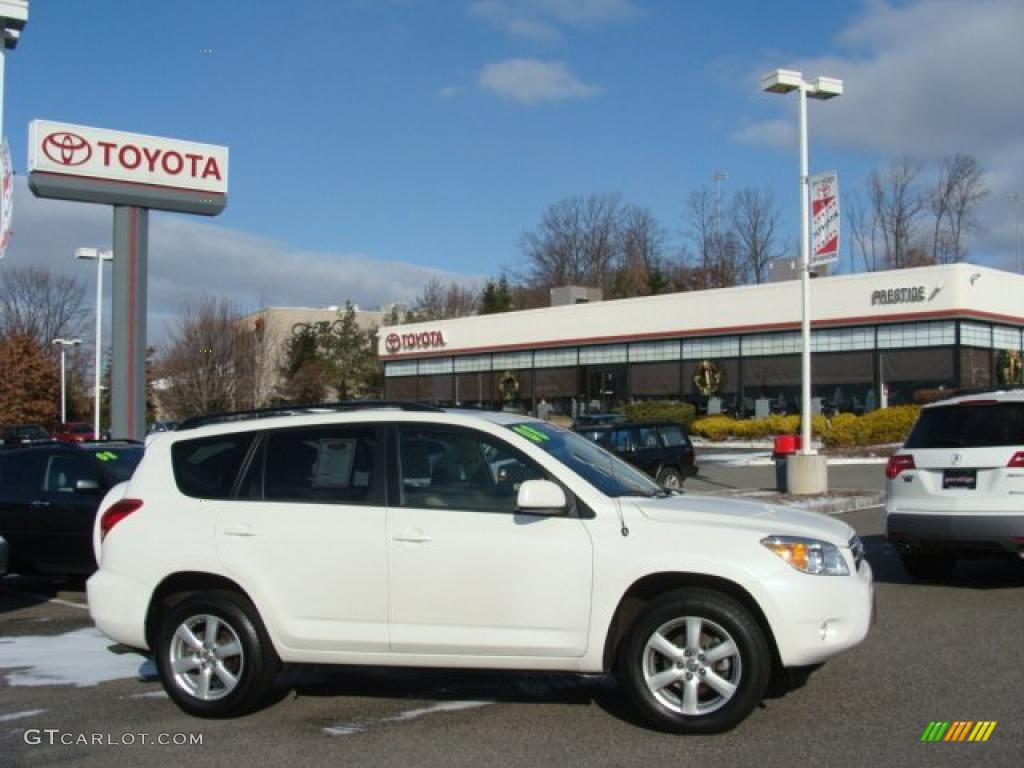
(176, 400), (443, 431)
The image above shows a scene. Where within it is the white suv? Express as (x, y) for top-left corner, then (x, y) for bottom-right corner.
(885, 389), (1024, 580)
(87, 404), (873, 733)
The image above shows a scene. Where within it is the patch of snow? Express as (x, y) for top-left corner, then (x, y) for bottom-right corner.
(0, 709), (45, 722)
(323, 699), (493, 737)
(0, 628), (151, 688)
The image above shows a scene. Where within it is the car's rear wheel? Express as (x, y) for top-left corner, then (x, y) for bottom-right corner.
(656, 466), (684, 490)
(618, 588), (771, 733)
(155, 591), (278, 718)
(901, 552), (955, 581)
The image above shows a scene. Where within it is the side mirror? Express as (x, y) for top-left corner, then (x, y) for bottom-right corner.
(516, 480), (567, 516)
(75, 479), (102, 494)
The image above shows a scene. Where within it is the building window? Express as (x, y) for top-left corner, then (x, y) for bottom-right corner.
(811, 327), (875, 352)
(385, 361), (418, 378)
(993, 326), (1022, 351)
(630, 362), (681, 397)
(453, 355), (491, 373)
(579, 344), (627, 364)
(493, 351), (533, 369)
(959, 321), (992, 348)
(534, 348), (578, 368)
(739, 333), (799, 357)
(629, 340), (680, 362)
(418, 358), (454, 375)
(683, 336), (740, 360)
(877, 321), (955, 349)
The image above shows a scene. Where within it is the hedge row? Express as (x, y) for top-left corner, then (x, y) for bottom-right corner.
(621, 401), (697, 429)
(690, 405), (921, 447)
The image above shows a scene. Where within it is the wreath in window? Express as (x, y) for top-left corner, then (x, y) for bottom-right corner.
(499, 370), (520, 401)
(693, 359), (724, 397)
(997, 349), (1022, 387)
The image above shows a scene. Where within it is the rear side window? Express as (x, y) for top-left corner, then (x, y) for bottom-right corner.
(172, 433), (255, 499)
(0, 452), (41, 491)
(260, 426), (380, 505)
(659, 425), (688, 447)
(905, 403), (1024, 449)
(636, 427), (661, 449)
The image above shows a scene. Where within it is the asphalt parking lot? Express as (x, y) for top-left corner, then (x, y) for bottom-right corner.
(1, 458), (1021, 768)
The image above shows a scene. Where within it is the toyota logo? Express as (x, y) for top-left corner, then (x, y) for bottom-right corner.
(42, 131), (92, 166)
(951, 453), (963, 466)
(385, 333), (401, 354)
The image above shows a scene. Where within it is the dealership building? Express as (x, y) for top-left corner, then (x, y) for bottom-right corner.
(379, 263), (1024, 416)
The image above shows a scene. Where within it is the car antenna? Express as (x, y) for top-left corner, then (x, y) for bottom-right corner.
(615, 499), (629, 537)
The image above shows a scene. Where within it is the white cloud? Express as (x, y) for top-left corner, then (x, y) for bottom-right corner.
(437, 85), (462, 99)
(478, 58), (600, 104)
(734, 0), (1024, 262)
(468, 0), (636, 42)
(3, 178), (481, 340)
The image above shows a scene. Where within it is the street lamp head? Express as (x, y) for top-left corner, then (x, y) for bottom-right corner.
(52, 337), (82, 347)
(75, 246), (113, 261)
(807, 76), (843, 100)
(761, 69), (803, 94)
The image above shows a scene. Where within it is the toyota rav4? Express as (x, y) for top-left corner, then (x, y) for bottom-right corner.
(87, 403), (873, 733)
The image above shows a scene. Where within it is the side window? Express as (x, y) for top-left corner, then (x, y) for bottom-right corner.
(608, 428), (631, 453)
(172, 432), (255, 500)
(398, 427), (545, 513)
(43, 454), (101, 493)
(0, 453), (41, 492)
(659, 425), (685, 447)
(262, 426), (380, 505)
(637, 427), (661, 449)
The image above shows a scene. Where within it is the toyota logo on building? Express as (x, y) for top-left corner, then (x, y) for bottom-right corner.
(385, 333), (401, 354)
(41, 131), (93, 166)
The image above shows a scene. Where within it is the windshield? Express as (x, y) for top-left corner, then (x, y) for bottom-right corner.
(87, 445), (144, 482)
(506, 422), (665, 498)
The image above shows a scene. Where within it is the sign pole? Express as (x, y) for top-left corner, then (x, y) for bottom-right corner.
(110, 206), (148, 440)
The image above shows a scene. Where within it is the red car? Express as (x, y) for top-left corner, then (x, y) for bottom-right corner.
(53, 422), (96, 442)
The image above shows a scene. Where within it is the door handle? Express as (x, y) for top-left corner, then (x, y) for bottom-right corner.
(223, 524), (256, 538)
(392, 529), (432, 543)
(30, 500), (50, 509)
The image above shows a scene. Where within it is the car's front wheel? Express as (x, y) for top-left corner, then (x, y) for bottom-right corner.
(618, 588), (771, 733)
(155, 591), (279, 718)
(656, 466), (684, 490)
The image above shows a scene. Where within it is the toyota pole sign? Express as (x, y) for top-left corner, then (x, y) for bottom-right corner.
(28, 120), (227, 215)
(810, 170), (839, 262)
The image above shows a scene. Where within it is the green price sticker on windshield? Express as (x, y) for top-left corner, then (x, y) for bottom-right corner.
(95, 451), (118, 462)
(512, 425), (550, 443)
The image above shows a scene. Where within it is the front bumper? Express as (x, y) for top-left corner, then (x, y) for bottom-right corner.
(887, 512), (1024, 556)
(86, 569), (152, 651)
(767, 559), (875, 668)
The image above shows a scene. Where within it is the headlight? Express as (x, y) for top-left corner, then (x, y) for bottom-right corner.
(761, 536), (850, 576)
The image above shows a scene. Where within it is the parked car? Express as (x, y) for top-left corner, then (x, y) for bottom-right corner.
(88, 403), (872, 732)
(0, 424), (52, 446)
(576, 421), (697, 489)
(570, 412), (625, 429)
(885, 389), (1024, 579)
(0, 534), (8, 576)
(147, 421), (179, 434)
(0, 441), (144, 575)
(53, 422), (96, 443)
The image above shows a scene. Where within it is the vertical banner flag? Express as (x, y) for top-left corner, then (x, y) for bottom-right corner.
(810, 170), (839, 261)
(0, 140), (13, 259)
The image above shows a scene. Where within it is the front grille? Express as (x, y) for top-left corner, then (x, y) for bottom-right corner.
(849, 535), (865, 571)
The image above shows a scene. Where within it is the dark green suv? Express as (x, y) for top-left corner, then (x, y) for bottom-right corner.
(575, 421), (697, 489)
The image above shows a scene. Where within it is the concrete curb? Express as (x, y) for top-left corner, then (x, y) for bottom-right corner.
(701, 489), (885, 516)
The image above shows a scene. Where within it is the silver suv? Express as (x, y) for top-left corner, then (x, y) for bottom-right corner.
(885, 389), (1024, 579)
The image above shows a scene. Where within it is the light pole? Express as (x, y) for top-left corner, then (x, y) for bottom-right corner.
(76, 247), (113, 438)
(762, 69), (842, 492)
(0, 1), (29, 139)
(1009, 193), (1023, 274)
(52, 337), (82, 424)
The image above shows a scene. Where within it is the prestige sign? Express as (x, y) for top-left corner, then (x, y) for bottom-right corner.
(28, 120), (227, 215)
(385, 330), (446, 354)
(871, 286), (926, 305)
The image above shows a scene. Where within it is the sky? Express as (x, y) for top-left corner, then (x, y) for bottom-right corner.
(2, 0), (1023, 339)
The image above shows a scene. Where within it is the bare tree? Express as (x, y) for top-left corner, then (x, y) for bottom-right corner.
(613, 205), (667, 297)
(868, 157), (927, 269)
(930, 153), (987, 263)
(847, 190), (880, 272)
(520, 194), (621, 292)
(683, 187), (741, 287)
(0, 266), (88, 348)
(731, 187), (781, 284)
(408, 277), (479, 321)
(156, 296), (259, 420)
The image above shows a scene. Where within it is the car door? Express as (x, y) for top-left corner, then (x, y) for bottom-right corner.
(0, 451), (44, 571)
(387, 424), (594, 658)
(37, 451), (107, 573)
(215, 425), (390, 653)
(631, 425), (666, 476)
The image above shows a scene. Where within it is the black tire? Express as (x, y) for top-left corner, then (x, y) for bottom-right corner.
(617, 588), (771, 734)
(901, 552), (956, 581)
(656, 466), (684, 490)
(155, 590), (279, 718)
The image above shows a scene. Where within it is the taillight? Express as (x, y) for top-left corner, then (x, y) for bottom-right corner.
(1008, 452), (1024, 468)
(100, 498), (143, 541)
(886, 454), (916, 479)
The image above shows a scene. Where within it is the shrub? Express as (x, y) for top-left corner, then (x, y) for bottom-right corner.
(693, 406), (921, 447)
(622, 400), (696, 430)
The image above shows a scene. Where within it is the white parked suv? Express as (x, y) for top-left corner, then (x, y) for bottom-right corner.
(886, 389), (1024, 580)
(87, 404), (873, 733)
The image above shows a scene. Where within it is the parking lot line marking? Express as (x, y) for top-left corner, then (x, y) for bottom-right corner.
(0, 709), (46, 722)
